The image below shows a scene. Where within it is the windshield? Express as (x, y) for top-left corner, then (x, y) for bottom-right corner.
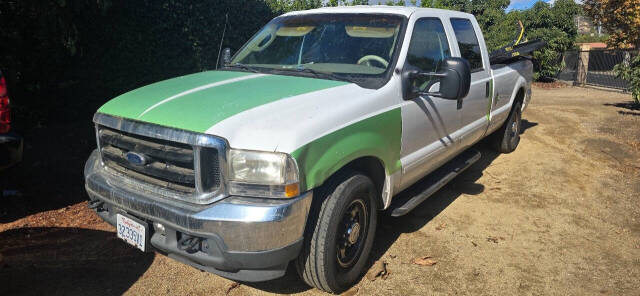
(229, 14), (406, 88)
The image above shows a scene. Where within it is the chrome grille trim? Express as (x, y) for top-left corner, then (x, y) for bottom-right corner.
(194, 146), (204, 193)
(93, 113), (228, 205)
(98, 128), (197, 190)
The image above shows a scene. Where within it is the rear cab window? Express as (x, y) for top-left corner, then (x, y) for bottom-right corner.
(450, 18), (484, 72)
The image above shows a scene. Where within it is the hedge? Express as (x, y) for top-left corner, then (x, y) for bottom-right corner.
(0, 0), (279, 127)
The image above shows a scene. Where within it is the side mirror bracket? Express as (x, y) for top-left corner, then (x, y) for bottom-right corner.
(401, 57), (471, 102)
(409, 71), (446, 98)
(221, 48), (232, 67)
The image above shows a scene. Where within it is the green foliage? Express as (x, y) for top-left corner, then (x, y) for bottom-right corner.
(326, 0), (340, 6)
(419, 0), (516, 51)
(575, 34), (610, 43)
(584, 0), (639, 96)
(614, 55), (640, 104)
(0, 0), (280, 127)
(527, 28), (572, 79)
(419, 0), (580, 80)
(521, 0), (581, 80)
(324, 0), (370, 6)
(266, 0), (322, 12)
(583, 0), (640, 49)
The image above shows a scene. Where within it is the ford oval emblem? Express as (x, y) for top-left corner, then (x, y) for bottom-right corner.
(125, 152), (148, 166)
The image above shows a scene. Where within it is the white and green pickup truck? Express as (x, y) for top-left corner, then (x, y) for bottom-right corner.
(84, 6), (532, 293)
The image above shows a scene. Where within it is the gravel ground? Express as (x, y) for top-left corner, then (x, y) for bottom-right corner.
(1, 85), (639, 295)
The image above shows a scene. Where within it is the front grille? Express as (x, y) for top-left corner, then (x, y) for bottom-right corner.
(97, 126), (220, 194)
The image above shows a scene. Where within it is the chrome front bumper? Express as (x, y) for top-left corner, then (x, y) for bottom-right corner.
(84, 149), (312, 280)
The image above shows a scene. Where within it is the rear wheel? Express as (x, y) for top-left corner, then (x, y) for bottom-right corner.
(295, 171), (378, 294)
(491, 101), (522, 153)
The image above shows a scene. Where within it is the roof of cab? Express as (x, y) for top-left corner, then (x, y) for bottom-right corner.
(281, 5), (473, 18)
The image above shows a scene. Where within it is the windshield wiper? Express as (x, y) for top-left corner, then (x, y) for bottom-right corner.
(224, 63), (262, 73)
(285, 67), (360, 84)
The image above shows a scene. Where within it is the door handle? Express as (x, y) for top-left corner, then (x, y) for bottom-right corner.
(485, 82), (490, 98)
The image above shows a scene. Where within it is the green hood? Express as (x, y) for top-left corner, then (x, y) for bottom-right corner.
(98, 71), (349, 133)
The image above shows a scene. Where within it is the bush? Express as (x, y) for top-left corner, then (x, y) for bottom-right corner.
(575, 33), (609, 44)
(614, 55), (640, 104)
(0, 0), (280, 128)
(521, 0), (581, 80)
(527, 27), (573, 80)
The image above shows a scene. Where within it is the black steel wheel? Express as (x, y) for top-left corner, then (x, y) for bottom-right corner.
(336, 199), (368, 269)
(295, 170), (378, 294)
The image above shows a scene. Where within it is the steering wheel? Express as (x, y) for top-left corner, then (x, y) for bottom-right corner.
(357, 55), (389, 68)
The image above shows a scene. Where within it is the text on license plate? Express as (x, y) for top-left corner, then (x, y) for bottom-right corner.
(116, 214), (146, 251)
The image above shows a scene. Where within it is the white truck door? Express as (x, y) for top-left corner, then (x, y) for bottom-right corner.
(399, 17), (463, 190)
(449, 18), (493, 149)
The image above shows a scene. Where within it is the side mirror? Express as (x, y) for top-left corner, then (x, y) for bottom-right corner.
(402, 57), (471, 101)
(222, 48), (232, 66)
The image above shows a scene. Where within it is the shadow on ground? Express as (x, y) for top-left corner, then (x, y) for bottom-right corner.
(0, 227), (154, 296)
(604, 101), (640, 116)
(604, 101), (640, 111)
(242, 264), (313, 294)
(521, 119), (538, 132)
(368, 119), (538, 274)
(0, 123), (96, 223)
(369, 144), (500, 264)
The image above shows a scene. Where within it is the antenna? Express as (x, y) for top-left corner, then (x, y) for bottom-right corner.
(215, 13), (229, 70)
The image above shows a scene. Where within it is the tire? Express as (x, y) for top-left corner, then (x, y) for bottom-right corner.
(491, 101), (522, 153)
(295, 170), (378, 294)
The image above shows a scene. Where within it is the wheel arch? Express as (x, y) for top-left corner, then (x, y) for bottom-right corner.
(508, 79), (527, 112)
(339, 156), (387, 210)
(295, 150), (392, 211)
(515, 87), (525, 104)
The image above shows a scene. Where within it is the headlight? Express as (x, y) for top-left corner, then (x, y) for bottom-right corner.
(227, 149), (300, 198)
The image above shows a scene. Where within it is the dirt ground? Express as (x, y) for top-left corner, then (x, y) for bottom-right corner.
(1, 86), (639, 295)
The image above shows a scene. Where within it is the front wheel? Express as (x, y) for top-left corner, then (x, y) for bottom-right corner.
(295, 171), (378, 294)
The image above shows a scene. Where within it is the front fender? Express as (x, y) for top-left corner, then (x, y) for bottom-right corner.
(291, 108), (402, 191)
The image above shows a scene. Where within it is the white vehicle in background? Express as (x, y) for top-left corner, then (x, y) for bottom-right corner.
(85, 6), (536, 293)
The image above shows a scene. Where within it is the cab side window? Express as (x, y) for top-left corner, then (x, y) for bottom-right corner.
(450, 18), (483, 71)
(406, 18), (451, 90)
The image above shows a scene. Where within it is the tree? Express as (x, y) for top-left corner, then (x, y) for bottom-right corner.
(421, 0), (580, 80)
(265, 0), (322, 12)
(420, 0), (512, 50)
(583, 0), (640, 49)
(614, 56), (640, 103)
(522, 0), (581, 80)
(584, 0), (640, 103)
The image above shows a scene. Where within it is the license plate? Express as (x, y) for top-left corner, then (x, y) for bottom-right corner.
(116, 214), (148, 252)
